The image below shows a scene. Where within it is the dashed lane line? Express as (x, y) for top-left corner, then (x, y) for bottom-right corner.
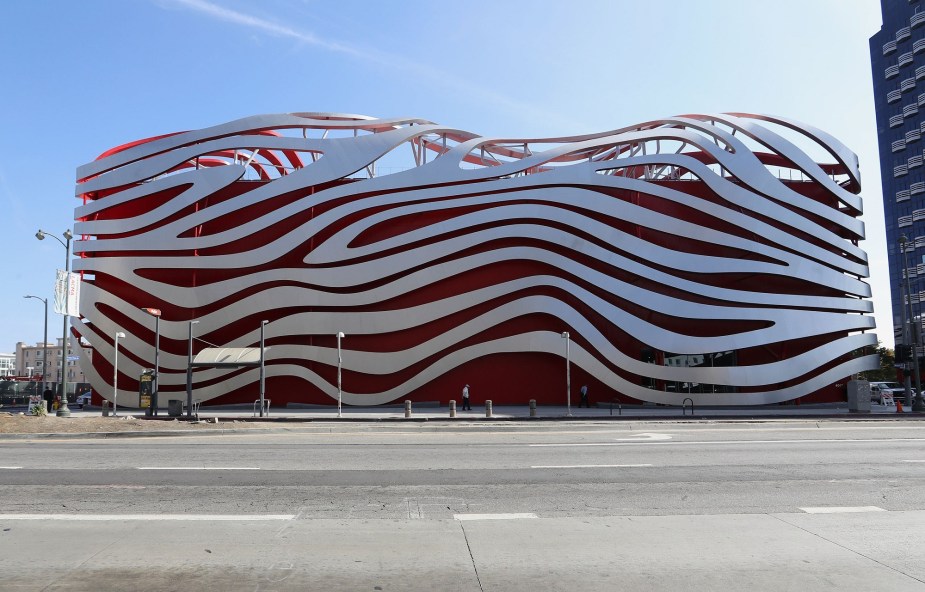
(0, 514), (295, 521)
(530, 464), (653, 469)
(530, 437), (925, 447)
(454, 513), (538, 521)
(136, 467), (261, 470)
(799, 506), (887, 514)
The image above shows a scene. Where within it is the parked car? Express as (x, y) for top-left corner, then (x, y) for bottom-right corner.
(870, 382), (904, 405)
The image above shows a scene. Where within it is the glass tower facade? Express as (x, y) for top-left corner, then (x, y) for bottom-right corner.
(871, 0), (925, 351)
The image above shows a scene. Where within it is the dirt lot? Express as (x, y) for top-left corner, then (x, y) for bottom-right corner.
(0, 412), (267, 435)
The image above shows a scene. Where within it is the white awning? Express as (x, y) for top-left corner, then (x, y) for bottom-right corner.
(191, 347), (267, 367)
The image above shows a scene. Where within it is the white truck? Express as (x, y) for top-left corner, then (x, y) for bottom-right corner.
(869, 382), (905, 406)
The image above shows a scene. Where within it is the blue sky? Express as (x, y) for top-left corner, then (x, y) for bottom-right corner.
(0, 0), (887, 353)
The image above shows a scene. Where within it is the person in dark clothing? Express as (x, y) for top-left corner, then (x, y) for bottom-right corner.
(462, 384), (471, 410)
(43, 388), (54, 412)
(579, 385), (589, 408)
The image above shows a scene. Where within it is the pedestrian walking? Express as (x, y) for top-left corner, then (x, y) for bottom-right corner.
(579, 385), (589, 408)
(462, 384), (471, 410)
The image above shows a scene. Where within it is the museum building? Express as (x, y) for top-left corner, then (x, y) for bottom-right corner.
(72, 112), (877, 408)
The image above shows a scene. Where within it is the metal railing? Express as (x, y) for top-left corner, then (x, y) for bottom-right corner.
(253, 398), (271, 417)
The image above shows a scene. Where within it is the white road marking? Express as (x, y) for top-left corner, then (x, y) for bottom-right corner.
(0, 514), (295, 521)
(902, 459), (925, 462)
(799, 506), (887, 514)
(0, 467), (22, 470)
(614, 433), (673, 441)
(531, 464), (653, 469)
(137, 467), (261, 470)
(454, 513), (538, 521)
(529, 437), (925, 447)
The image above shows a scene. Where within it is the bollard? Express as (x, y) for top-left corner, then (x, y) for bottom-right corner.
(529, 399), (537, 417)
(404, 400), (412, 418)
(449, 400), (457, 418)
(102, 401), (110, 417)
(485, 399), (492, 417)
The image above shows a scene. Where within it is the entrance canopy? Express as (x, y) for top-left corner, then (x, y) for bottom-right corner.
(191, 347), (269, 368)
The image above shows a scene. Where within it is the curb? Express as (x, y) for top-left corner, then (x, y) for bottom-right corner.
(2, 413), (924, 439)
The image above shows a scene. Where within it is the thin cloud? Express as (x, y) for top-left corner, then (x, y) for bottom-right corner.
(166, 0), (370, 59)
(160, 0), (584, 133)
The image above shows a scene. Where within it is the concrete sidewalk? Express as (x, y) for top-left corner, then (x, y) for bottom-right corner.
(67, 400), (921, 422)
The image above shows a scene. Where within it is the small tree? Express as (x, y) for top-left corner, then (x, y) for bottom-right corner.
(858, 343), (897, 382)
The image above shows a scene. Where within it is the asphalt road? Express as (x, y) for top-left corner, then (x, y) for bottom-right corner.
(2, 419), (925, 590)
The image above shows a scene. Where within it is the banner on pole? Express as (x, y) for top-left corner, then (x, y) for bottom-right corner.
(53, 270), (81, 317)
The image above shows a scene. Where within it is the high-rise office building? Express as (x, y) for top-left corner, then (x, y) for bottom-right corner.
(871, 0), (925, 352)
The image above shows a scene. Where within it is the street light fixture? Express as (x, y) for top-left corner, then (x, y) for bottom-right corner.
(113, 331), (126, 416)
(36, 229), (73, 417)
(901, 235), (925, 412)
(561, 331), (572, 417)
(187, 320), (200, 420)
(24, 295), (48, 394)
(337, 332), (345, 418)
(142, 307), (162, 416)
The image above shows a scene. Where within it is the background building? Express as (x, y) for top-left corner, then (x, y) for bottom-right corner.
(15, 338), (91, 393)
(73, 113), (876, 408)
(0, 353), (15, 377)
(871, 0), (925, 359)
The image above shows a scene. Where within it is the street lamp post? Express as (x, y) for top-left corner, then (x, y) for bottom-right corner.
(113, 331), (125, 416)
(142, 308), (162, 416)
(259, 320), (268, 417)
(24, 295), (48, 394)
(561, 331), (572, 417)
(187, 320), (199, 420)
(900, 235), (925, 411)
(36, 229), (73, 417)
(337, 332), (345, 418)
(899, 277), (912, 406)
